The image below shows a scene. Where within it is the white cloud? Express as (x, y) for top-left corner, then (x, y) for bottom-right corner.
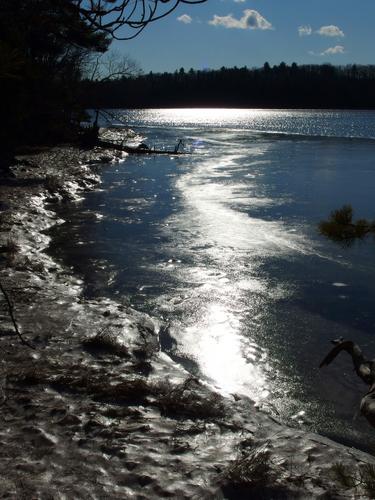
(208, 9), (273, 30)
(177, 14), (192, 24)
(321, 45), (345, 55)
(308, 45), (345, 57)
(233, 0), (246, 3)
(298, 25), (312, 36)
(317, 25), (344, 37)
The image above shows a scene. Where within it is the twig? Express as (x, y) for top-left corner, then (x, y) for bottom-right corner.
(0, 280), (35, 349)
(0, 374), (8, 407)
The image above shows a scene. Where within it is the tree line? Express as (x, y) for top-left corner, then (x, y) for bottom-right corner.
(0, 0), (205, 153)
(82, 62), (375, 109)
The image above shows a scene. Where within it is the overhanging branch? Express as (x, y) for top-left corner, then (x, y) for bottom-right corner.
(75, 0), (206, 40)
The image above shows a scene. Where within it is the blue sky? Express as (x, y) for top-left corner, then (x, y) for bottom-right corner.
(113, 0), (375, 73)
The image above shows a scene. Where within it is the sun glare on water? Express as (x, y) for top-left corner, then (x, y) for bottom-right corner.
(143, 108), (276, 128)
(185, 302), (269, 399)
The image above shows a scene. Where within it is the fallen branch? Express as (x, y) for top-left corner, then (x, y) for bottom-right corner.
(0, 374), (8, 407)
(320, 338), (375, 428)
(0, 280), (34, 349)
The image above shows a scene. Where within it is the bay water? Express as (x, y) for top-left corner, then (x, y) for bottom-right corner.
(50, 109), (375, 451)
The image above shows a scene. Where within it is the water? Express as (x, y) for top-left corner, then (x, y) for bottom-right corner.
(50, 109), (375, 452)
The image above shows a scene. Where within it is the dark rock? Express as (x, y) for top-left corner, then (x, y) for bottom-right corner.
(137, 475), (153, 487)
(125, 461), (138, 471)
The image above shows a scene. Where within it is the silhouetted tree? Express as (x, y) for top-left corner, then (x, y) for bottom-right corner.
(0, 0), (111, 147)
(0, 0), (207, 151)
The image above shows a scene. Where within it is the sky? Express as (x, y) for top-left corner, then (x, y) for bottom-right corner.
(112, 0), (375, 73)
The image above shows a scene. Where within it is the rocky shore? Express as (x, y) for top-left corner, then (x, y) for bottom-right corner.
(1, 145), (375, 498)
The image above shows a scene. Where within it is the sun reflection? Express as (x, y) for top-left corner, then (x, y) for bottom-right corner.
(175, 155), (308, 257)
(180, 302), (269, 401)
(163, 108), (267, 127)
(141, 108), (277, 129)
(158, 137), (306, 404)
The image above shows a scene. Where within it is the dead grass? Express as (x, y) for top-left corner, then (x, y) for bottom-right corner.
(7, 255), (45, 273)
(222, 443), (271, 488)
(9, 364), (226, 421)
(21, 256), (45, 273)
(154, 377), (226, 420)
(0, 237), (20, 256)
(220, 444), (317, 498)
(91, 378), (150, 403)
(44, 175), (64, 193)
(331, 462), (357, 490)
(331, 461), (375, 496)
(8, 362), (150, 403)
(360, 463), (375, 498)
(9, 367), (45, 386)
(0, 211), (8, 230)
(0, 237), (21, 267)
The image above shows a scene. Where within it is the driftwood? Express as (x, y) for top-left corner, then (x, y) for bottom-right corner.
(0, 280), (34, 349)
(320, 338), (375, 427)
(97, 139), (189, 156)
(83, 109), (190, 155)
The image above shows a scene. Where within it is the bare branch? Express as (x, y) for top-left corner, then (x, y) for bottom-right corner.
(320, 338), (375, 428)
(74, 0), (206, 40)
(0, 280), (35, 349)
(320, 338), (372, 385)
(84, 50), (141, 81)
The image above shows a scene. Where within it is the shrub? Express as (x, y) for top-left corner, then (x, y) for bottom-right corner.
(222, 444), (271, 488)
(318, 204), (371, 245)
(154, 377), (226, 420)
(330, 205), (353, 225)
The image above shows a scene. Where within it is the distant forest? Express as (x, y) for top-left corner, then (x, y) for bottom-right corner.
(83, 63), (375, 109)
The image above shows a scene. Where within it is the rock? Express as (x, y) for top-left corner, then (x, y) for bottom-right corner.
(84, 418), (106, 433)
(137, 475), (153, 487)
(125, 461), (138, 471)
(99, 155), (113, 163)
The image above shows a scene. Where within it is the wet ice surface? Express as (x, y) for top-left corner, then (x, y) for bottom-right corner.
(2, 143), (375, 498)
(48, 112), (375, 453)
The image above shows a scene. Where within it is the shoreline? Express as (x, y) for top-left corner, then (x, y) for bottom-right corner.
(98, 106), (375, 111)
(1, 145), (375, 497)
